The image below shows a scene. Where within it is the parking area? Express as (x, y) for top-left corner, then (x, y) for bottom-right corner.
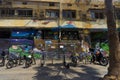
(0, 60), (108, 80)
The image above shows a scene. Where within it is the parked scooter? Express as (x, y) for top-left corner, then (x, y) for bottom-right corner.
(6, 53), (24, 69)
(23, 55), (33, 68)
(70, 54), (78, 67)
(89, 48), (108, 66)
(6, 58), (18, 69)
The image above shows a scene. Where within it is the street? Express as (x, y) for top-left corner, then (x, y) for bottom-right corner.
(0, 60), (108, 80)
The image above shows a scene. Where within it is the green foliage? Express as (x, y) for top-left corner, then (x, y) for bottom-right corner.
(100, 42), (109, 54)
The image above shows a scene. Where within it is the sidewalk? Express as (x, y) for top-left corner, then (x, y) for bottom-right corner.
(0, 60), (108, 80)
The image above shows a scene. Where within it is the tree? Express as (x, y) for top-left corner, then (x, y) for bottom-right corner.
(103, 0), (120, 80)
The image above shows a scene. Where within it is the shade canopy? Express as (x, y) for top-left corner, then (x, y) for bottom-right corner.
(61, 24), (77, 28)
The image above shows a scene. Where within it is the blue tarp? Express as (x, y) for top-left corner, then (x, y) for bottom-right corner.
(51, 24), (76, 31)
(61, 24), (76, 28)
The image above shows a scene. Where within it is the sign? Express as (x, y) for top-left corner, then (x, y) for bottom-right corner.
(51, 46), (56, 49)
(60, 45), (64, 48)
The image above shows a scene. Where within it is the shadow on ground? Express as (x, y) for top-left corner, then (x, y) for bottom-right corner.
(32, 62), (102, 80)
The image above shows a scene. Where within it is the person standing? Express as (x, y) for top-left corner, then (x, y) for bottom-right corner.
(40, 49), (46, 67)
(30, 49), (36, 65)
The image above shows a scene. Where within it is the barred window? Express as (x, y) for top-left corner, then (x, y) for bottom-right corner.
(49, 2), (55, 6)
(22, 2), (27, 5)
(90, 9), (104, 19)
(0, 8), (15, 17)
(63, 10), (76, 19)
(46, 9), (59, 18)
(43, 30), (58, 40)
(17, 9), (33, 17)
(61, 31), (79, 40)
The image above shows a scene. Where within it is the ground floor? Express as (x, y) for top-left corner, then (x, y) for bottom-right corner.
(0, 28), (109, 54)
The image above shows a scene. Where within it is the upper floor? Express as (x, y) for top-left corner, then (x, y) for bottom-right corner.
(0, 0), (120, 21)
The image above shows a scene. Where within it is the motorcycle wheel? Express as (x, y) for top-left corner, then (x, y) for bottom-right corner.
(72, 59), (77, 67)
(13, 60), (18, 67)
(19, 59), (24, 65)
(25, 61), (30, 68)
(99, 57), (108, 66)
(21, 60), (25, 65)
(25, 59), (31, 68)
(6, 61), (13, 69)
(0, 61), (5, 66)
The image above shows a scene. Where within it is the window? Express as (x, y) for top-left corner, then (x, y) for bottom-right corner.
(46, 10), (59, 18)
(61, 31), (79, 40)
(17, 9), (33, 17)
(0, 8), (33, 17)
(49, 2), (55, 6)
(63, 10), (76, 19)
(67, 4), (72, 6)
(90, 9), (104, 19)
(94, 5), (98, 7)
(90, 32), (108, 43)
(0, 0), (2, 4)
(75, 0), (80, 3)
(0, 8), (15, 17)
(43, 30), (58, 40)
(6, 1), (12, 5)
(0, 30), (11, 38)
(93, 12), (104, 19)
(22, 2), (27, 5)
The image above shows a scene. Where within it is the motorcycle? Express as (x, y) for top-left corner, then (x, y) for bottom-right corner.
(6, 53), (24, 69)
(6, 58), (18, 69)
(90, 48), (109, 66)
(70, 54), (78, 67)
(24, 55), (33, 68)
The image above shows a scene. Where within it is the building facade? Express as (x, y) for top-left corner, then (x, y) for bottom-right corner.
(0, 0), (119, 52)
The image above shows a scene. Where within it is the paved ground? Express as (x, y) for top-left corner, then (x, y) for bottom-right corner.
(0, 60), (108, 80)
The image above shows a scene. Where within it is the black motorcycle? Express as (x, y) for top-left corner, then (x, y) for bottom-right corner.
(6, 58), (18, 69)
(23, 55), (33, 68)
(90, 49), (108, 66)
(6, 53), (24, 69)
(70, 55), (78, 67)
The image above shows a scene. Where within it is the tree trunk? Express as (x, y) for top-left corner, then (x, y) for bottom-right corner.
(103, 0), (120, 80)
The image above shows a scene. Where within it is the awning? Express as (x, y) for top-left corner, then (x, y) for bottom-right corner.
(61, 24), (77, 28)
(0, 19), (58, 28)
(0, 19), (119, 29)
(51, 24), (77, 31)
(61, 20), (108, 29)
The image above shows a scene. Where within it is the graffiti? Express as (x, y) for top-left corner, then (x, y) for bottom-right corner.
(9, 45), (41, 59)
